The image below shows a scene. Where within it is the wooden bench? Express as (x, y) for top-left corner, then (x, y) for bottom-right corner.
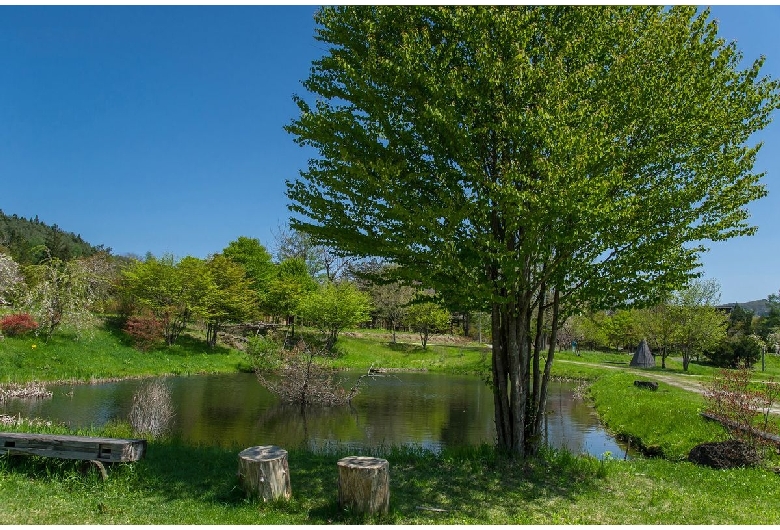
(0, 432), (146, 479)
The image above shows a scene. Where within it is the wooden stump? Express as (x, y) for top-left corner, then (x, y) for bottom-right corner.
(337, 456), (389, 515)
(237, 446), (291, 502)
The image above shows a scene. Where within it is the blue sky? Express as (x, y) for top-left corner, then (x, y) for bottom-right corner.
(1, 6), (778, 304)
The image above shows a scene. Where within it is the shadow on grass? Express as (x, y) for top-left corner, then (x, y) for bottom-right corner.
(386, 342), (424, 353)
(1, 440), (608, 523)
(101, 317), (233, 357)
(145, 442), (607, 523)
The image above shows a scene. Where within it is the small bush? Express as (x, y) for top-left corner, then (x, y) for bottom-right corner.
(256, 340), (362, 406)
(704, 368), (780, 449)
(0, 313), (39, 337)
(124, 313), (164, 351)
(246, 334), (284, 372)
(129, 379), (175, 437)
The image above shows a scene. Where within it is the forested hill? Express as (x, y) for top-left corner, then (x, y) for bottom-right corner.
(717, 299), (770, 317)
(0, 210), (103, 264)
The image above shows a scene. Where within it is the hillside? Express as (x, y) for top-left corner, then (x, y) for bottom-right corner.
(0, 210), (103, 264)
(716, 299), (770, 316)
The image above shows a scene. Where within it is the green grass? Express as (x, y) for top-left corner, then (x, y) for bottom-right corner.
(1, 426), (779, 524)
(331, 334), (491, 374)
(588, 371), (728, 460)
(555, 347), (780, 379)
(0, 323), (250, 384)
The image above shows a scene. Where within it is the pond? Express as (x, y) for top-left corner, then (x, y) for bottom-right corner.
(1, 372), (629, 459)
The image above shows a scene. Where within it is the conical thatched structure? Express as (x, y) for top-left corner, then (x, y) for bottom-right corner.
(630, 339), (655, 368)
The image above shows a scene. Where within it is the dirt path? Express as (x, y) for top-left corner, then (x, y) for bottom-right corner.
(558, 359), (780, 415)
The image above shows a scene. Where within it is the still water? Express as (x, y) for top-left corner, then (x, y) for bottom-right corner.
(1, 372), (627, 458)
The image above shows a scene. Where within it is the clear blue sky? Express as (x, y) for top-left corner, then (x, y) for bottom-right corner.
(1, 6), (778, 304)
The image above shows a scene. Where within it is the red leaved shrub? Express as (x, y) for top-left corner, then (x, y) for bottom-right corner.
(0, 313), (39, 337)
(123, 314), (164, 351)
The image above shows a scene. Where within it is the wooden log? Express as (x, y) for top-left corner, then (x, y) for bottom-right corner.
(337, 456), (389, 515)
(700, 412), (780, 445)
(237, 445), (291, 502)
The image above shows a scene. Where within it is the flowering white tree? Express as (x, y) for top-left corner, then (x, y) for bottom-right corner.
(0, 252), (24, 306)
(23, 255), (110, 341)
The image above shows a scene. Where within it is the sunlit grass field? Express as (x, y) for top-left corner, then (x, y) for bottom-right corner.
(0, 324), (250, 384)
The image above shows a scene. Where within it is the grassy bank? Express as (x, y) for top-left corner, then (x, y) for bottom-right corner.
(0, 325), (250, 384)
(588, 372), (728, 459)
(333, 334), (490, 374)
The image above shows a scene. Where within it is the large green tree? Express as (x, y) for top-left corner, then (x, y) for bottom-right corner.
(404, 301), (451, 350)
(265, 258), (318, 336)
(203, 255), (259, 348)
(369, 279), (416, 344)
(286, 6), (779, 456)
(668, 279), (729, 371)
(222, 237), (276, 304)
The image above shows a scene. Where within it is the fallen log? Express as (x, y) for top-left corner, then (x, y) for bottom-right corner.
(700, 412), (780, 446)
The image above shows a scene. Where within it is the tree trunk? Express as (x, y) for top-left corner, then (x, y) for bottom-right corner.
(530, 288), (560, 455)
(337, 456), (390, 515)
(492, 295), (531, 457)
(661, 345), (667, 369)
(237, 445), (291, 502)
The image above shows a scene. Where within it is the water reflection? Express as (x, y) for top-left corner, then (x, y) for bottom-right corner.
(0, 373), (628, 458)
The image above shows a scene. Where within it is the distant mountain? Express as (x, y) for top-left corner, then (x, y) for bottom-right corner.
(0, 210), (104, 264)
(716, 299), (770, 317)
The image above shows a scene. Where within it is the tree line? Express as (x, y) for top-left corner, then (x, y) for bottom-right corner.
(558, 279), (780, 370)
(0, 231), (458, 350)
(0, 210), (103, 265)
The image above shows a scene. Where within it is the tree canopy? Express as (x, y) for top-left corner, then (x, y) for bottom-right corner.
(298, 281), (372, 349)
(222, 236), (276, 301)
(287, 6), (780, 456)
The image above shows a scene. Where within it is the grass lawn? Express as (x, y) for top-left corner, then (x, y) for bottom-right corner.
(1, 429), (779, 524)
(332, 333), (490, 374)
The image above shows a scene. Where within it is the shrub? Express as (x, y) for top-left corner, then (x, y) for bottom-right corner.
(706, 335), (763, 368)
(129, 379), (175, 437)
(246, 333), (285, 372)
(255, 340), (364, 406)
(0, 313), (39, 337)
(124, 313), (164, 351)
(704, 368), (780, 449)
